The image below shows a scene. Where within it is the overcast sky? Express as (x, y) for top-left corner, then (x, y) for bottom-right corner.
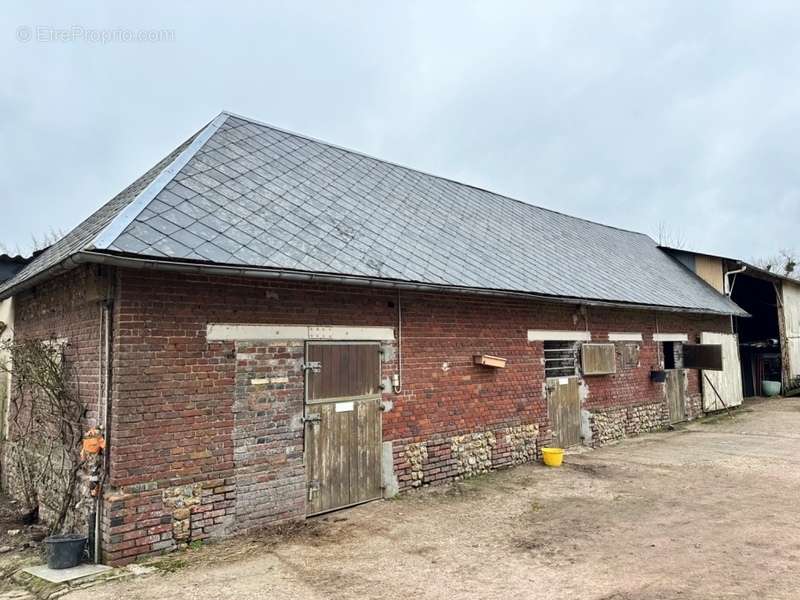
(2, 2), (798, 260)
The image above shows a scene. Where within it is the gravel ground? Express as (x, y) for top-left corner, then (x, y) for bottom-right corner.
(65, 397), (800, 600)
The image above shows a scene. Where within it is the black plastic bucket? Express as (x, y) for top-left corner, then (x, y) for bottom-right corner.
(43, 534), (87, 569)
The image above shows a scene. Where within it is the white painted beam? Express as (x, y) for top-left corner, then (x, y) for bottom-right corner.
(653, 333), (688, 342)
(206, 323), (395, 342)
(608, 332), (643, 342)
(527, 330), (591, 342)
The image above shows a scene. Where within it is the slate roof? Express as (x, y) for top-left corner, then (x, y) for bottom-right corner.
(0, 112), (745, 315)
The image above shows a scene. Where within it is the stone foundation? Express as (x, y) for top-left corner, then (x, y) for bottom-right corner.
(504, 424), (539, 465)
(451, 431), (495, 479)
(396, 423), (540, 490)
(404, 442), (428, 488)
(162, 483), (202, 543)
(590, 401), (668, 446)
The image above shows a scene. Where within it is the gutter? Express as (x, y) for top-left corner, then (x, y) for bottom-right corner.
(0, 250), (748, 317)
(94, 293), (113, 564)
(76, 250), (746, 317)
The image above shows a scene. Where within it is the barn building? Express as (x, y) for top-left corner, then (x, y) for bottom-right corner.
(0, 113), (745, 564)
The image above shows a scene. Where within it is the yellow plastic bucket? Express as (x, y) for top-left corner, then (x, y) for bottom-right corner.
(541, 447), (564, 467)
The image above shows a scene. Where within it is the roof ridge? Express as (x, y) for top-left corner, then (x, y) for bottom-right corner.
(90, 112), (229, 250)
(221, 110), (652, 240)
(1, 110), (743, 316)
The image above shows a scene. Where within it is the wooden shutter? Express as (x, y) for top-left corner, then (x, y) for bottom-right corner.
(620, 343), (641, 369)
(683, 344), (723, 371)
(306, 342), (382, 403)
(581, 343), (617, 375)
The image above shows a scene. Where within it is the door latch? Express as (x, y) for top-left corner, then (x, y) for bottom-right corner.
(302, 413), (321, 424)
(301, 361), (321, 374)
(308, 480), (320, 501)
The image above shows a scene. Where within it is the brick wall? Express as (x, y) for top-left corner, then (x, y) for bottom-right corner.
(231, 341), (305, 532)
(103, 270), (404, 563)
(8, 267), (730, 564)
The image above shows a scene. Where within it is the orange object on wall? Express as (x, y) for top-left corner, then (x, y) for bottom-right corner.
(82, 428), (105, 455)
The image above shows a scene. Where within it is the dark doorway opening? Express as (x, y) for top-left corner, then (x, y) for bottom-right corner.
(662, 341), (683, 370)
(731, 273), (782, 396)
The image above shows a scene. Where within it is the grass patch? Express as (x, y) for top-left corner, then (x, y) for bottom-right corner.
(152, 557), (188, 573)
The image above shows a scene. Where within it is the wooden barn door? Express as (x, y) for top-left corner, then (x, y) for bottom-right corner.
(304, 341), (383, 515)
(665, 369), (687, 424)
(547, 376), (581, 448)
(700, 332), (744, 411)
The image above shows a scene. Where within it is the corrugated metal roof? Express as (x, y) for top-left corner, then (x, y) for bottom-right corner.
(0, 253), (32, 284)
(0, 112), (745, 315)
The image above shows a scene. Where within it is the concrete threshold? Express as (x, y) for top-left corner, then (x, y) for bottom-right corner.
(22, 563), (112, 584)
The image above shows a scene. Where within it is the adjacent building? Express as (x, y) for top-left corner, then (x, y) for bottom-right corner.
(663, 247), (800, 396)
(0, 254), (32, 444)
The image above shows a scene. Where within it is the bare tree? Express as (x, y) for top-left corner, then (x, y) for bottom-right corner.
(0, 338), (89, 533)
(30, 228), (65, 253)
(0, 228), (65, 257)
(655, 221), (687, 249)
(751, 248), (799, 279)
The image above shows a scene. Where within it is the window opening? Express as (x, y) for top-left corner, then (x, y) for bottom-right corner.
(544, 340), (578, 377)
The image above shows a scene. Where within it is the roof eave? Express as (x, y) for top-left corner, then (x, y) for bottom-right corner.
(0, 248), (748, 317)
(0, 252), (92, 301)
(67, 250), (746, 317)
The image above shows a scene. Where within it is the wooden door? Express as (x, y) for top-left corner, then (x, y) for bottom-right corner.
(547, 376), (581, 447)
(304, 342), (383, 515)
(665, 369), (686, 424)
(783, 283), (800, 380)
(700, 332), (744, 411)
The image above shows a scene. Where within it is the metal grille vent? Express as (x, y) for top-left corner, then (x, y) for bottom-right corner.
(544, 340), (578, 377)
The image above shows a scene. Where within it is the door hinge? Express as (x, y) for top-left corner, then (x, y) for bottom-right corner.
(302, 413), (321, 424)
(308, 480), (320, 501)
(302, 361), (322, 374)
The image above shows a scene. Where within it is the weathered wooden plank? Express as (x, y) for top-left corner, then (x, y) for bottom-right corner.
(336, 405), (346, 506)
(353, 401), (365, 503)
(666, 369), (686, 424)
(321, 403), (334, 512)
(370, 398), (382, 500)
(567, 377), (581, 446)
(547, 376), (581, 447)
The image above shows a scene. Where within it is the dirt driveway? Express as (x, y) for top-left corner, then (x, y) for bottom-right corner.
(68, 398), (800, 599)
